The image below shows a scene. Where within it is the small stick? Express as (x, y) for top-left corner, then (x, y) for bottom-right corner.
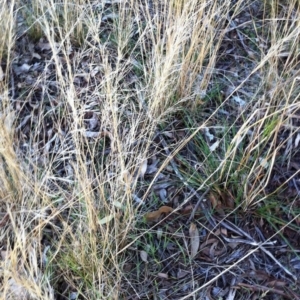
(187, 187), (210, 222)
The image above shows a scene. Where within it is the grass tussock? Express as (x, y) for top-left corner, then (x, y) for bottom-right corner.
(0, 0), (300, 299)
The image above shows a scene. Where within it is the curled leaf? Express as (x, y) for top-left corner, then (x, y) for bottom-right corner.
(144, 206), (173, 223)
(189, 223), (200, 258)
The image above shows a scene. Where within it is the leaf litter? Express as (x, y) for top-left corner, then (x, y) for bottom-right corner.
(1, 0), (300, 299)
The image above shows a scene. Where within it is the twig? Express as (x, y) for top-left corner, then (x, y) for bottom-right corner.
(188, 187), (210, 222)
(259, 245), (297, 281)
(217, 218), (297, 281)
(234, 283), (295, 300)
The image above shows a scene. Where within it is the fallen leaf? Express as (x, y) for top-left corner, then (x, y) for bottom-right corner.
(1, 250), (7, 259)
(200, 238), (220, 257)
(180, 205), (193, 216)
(259, 157), (269, 169)
(98, 215), (113, 225)
(13, 63), (32, 75)
(163, 131), (174, 138)
(123, 263), (133, 272)
(159, 188), (167, 202)
(84, 131), (100, 138)
(144, 211), (161, 223)
(209, 140), (220, 152)
(37, 41), (52, 51)
(157, 272), (168, 279)
(220, 191), (235, 209)
(204, 127), (214, 141)
(156, 227), (163, 239)
(138, 159), (148, 179)
(112, 200), (123, 209)
(232, 96), (246, 106)
(0, 65), (4, 81)
(189, 223), (200, 258)
(208, 192), (221, 209)
(32, 52), (41, 59)
(140, 250), (148, 263)
(177, 269), (190, 279)
(146, 156), (159, 174)
(89, 112), (99, 130)
(144, 206), (173, 223)
(153, 181), (172, 190)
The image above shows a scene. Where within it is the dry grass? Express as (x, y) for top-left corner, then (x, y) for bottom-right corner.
(0, 0), (299, 299)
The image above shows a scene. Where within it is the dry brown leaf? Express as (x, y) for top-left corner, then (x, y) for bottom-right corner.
(268, 280), (287, 288)
(180, 205), (193, 216)
(123, 263), (133, 272)
(140, 250), (148, 263)
(220, 191), (235, 209)
(144, 206), (173, 223)
(144, 211), (161, 223)
(189, 223), (200, 258)
(159, 206), (173, 214)
(208, 192), (220, 209)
